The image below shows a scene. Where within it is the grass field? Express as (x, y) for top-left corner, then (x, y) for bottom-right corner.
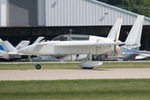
(0, 79), (150, 100)
(0, 61), (150, 70)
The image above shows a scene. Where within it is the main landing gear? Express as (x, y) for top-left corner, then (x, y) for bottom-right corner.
(28, 56), (41, 70)
(78, 53), (103, 69)
(78, 61), (103, 69)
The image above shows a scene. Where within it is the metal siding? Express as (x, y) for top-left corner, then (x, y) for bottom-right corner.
(0, 0), (2, 26)
(0, 0), (150, 26)
(0, 0), (7, 26)
(8, 0), (38, 26)
(38, 0), (46, 26)
(45, 0), (150, 26)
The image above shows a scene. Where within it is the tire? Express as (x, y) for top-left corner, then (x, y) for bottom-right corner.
(82, 67), (94, 69)
(35, 64), (41, 70)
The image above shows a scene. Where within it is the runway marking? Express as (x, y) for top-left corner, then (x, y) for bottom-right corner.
(0, 68), (150, 80)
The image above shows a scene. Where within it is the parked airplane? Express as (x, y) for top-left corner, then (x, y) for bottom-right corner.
(15, 40), (30, 50)
(97, 15), (144, 61)
(0, 39), (9, 60)
(38, 15), (143, 62)
(18, 18), (123, 69)
(0, 37), (45, 61)
(0, 39), (22, 61)
(135, 51), (150, 60)
(120, 15), (144, 60)
(0, 36), (82, 62)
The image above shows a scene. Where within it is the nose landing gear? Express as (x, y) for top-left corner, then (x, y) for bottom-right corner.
(28, 55), (42, 70)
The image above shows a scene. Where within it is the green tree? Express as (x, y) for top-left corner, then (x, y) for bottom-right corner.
(97, 0), (150, 17)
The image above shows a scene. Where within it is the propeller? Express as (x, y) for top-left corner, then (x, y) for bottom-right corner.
(114, 32), (117, 56)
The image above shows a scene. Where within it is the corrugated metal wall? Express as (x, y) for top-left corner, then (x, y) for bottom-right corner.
(38, 0), (46, 26)
(0, 0), (7, 26)
(0, 0), (2, 26)
(8, 0), (38, 26)
(1, 0), (150, 27)
(45, 0), (150, 26)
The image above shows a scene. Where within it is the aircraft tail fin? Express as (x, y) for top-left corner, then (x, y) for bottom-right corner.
(125, 15), (144, 47)
(2, 41), (17, 52)
(0, 38), (2, 43)
(33, 36), (45, 44)
(0, 38), (4, 51)
(16, 40), (30, 50)
(107, 18), (123, 40)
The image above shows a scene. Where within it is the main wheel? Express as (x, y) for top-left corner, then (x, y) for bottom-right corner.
(82, 67), (94, 69)
(35, 64), (41, 70)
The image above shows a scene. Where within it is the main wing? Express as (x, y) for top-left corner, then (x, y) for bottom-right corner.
(18, 40), (123, 56)
(55, 41), (122, 47)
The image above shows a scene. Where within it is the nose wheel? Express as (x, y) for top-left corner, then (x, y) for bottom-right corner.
(28, 55), (42, 70)
(34, 64), (41, 70)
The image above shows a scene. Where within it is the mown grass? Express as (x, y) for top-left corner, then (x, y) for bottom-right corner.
(0, 79), (150, 100)
(99, 61), (150, 68)
(0, 62), (79, 70)
(0, 61), (150, 70)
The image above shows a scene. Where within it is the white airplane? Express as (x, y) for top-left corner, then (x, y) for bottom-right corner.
(0, 48), (9, 60)
(99, 15), (144, 61)
(120, 15), (144, 60)
(135, 51), (150, 60)
(15, 40), (30, 50)
(30, 35), (89, 62)
(0, 39), (21, 60)
(18, 18), (123, 69)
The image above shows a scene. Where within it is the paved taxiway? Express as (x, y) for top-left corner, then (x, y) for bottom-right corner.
(0, 68), (150, 80)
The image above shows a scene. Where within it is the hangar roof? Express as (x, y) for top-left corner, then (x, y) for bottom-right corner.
(91, 0), (150, 24)
(45, 0), (150, 26)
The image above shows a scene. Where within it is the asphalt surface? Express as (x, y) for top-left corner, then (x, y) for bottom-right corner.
(0, 68), (150, 80)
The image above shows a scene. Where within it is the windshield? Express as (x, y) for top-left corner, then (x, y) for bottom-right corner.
(52, 34), (89, 41)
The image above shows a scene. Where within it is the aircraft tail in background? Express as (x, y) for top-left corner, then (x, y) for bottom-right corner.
(16, 40), (30, 50)
(0, 40), (17, 52)
(0, 39), (4, 51)
(16, 36), (45, 50)
(107, 18), (123, 40)
(125, 15), (144, 47)
(33, 36), (45, 44)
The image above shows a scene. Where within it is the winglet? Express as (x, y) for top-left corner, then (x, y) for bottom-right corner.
(33, 36), (45, 44)
(0, 38), (2, 43)
(125, 15), (144, 47)
(15, 40), (30, 50)
(107, 18), (123, 40)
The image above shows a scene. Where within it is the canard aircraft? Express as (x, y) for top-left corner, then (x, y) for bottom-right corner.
(18, 18), (123, 69)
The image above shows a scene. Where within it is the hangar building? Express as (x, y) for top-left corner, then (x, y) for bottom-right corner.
(0, 0), (150, 50)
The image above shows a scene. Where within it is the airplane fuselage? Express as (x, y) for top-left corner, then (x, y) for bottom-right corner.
(19, 36), (119, 56)
(120, 46), (139, 60)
